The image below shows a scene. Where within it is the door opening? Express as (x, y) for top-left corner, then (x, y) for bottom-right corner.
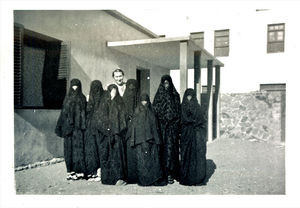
(136, 68), (150, 96)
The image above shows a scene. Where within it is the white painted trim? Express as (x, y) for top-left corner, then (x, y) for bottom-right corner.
(107, 35), (224, 67)
(107, 36), (190, 47)
(104, 10), (159, 38)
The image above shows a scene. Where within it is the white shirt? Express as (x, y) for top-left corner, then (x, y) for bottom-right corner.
(117, 83), (126, 97)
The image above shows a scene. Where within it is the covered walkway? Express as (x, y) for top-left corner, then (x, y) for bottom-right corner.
(107, 36), (224, 141)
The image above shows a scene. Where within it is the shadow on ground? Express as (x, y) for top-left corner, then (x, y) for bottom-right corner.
(203, 159), (217, 185)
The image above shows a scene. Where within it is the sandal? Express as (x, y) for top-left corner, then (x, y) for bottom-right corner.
(66, 172), (76, 180)
(76, 173), (84, 180)
(168, 175), (174, 184)
(94, 177), (101, 182)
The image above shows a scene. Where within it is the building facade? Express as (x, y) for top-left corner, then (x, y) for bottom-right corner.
(14, 10), (223, 166)
(13, 10), (171, 166)
(169, 7), (297, 93)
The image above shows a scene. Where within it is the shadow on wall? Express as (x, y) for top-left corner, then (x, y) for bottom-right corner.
(108, 48), (137, 78)
(14, 110), (63, 167)
(70, 55), (92, 96)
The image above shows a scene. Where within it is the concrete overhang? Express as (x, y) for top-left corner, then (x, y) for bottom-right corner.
(107, 36), (224, 69)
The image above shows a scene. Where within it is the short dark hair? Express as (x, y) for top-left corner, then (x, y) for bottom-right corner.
(112, 68), (124, 77)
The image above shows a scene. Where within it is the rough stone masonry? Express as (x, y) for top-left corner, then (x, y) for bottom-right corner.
(220, 90), (284, 143)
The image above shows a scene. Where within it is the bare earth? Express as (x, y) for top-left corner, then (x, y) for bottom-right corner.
(15, 137), (285, 195)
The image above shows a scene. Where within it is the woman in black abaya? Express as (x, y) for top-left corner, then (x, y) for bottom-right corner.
(123, 79), (139, 119)
(153, 75), (181, 184)
(84, 80), (104, 181)
(55, 79), (87, 180)
(180, 88), (207, 186)
(126, 93), (165, 186)
(123, 79), (139, 184)
(97, 84), (128, 185)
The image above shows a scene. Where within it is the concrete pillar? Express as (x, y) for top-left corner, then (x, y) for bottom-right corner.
(214, 65), (221, 139)
(194, 51), (202, 104)
(207, 60), (213, 143)
(281, 89), (286, 142)
(180, 41), (188, 100)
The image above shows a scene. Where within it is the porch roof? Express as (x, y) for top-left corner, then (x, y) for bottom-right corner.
(107, 36), (224, 69)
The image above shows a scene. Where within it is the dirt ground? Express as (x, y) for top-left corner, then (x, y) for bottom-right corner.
(15, 137), (285, 195)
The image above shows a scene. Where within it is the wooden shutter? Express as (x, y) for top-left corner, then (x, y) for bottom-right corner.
(14, 23), (24, 108)
(57, 41), (71, 91)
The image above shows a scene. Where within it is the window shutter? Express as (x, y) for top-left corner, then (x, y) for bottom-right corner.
(57, 41), (71, 91)
(14, 23), (24, 108)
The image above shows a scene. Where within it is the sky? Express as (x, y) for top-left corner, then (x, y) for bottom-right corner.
(117, 1), (297, 38)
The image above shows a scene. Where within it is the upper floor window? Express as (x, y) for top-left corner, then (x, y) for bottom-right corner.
(267, 23), (285, 53)
(190, 32), (204, 48)
(214, 29), (229, 57)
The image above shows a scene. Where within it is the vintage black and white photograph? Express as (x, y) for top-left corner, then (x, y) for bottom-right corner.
(1, 0), (300, 208)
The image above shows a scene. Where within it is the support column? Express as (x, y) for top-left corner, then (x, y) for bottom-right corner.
(194, 51), (202, 104)
(180, 41), (188, 100)
(207, 60), (213, 143)
(214, 65), (221, 139)
(281, 87), (286, 142)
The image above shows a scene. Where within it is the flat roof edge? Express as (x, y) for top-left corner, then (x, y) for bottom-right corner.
(107, 36), (190, 47)
(104, 10), (159, 38)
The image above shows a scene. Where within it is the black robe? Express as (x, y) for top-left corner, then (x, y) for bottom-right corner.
(180, 88), (207, 185)
(123, 79), (139, 183)
(123, 79), (139, 120)
(153, 75), (181, 180)
(126, 94), (164, 186)
(97, 84), (128, 185)
(55, 79), (86, 174)
(90, 91), (110, 170)
(84, 80), (104, 176)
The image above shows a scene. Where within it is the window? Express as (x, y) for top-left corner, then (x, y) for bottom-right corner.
(267, 23), (285, 53)
(14, 23), (70, 109)
(214, 29), (229, 57)
(190, 32), (204, 48)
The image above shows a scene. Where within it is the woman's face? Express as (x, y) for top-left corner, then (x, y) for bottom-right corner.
(110, 88), (117, 99)
(141, 100), (148, 106)
(187, 95), (192, 101)
(72, 85), (78, 91)
(164, 80), (170, 89)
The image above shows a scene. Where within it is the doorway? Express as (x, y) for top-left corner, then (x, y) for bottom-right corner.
(136, 68), (150, 96)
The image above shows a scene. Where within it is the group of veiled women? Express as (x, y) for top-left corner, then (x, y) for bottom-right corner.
(55, 74), (207, 186)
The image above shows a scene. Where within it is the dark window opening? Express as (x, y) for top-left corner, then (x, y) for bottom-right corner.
(14, 23), (70, 109)
(136, 68), (150, 96)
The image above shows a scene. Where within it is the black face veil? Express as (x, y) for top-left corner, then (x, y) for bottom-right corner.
(87, 80), (104, 118)
(153, 74), (181, 123)
(123, 79), (139, 117)
(182, 88), (199, 112)
(56, 78), (86, 137)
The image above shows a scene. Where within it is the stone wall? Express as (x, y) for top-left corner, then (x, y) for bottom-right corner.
(220, 91), (284, 143)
